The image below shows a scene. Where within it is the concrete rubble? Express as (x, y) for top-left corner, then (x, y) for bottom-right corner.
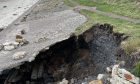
(110, 65), (140, 84)
(94, 65), (140, 84)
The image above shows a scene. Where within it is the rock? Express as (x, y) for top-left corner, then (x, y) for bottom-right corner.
(97, 74), (105, 80)
(0, 44), (4, 51)
(28, 57), (35, 62)
(106, 67), (112, 73)
(21, 29), (26, 34)
(4, 45), (15, 51)
(3, 6), (7, 8)
(110, 76), (132, 84)
(110, 65), (140, 84)
(12, 51), (27, 60)
(0, 28), (3, 32)
(97, 74), (110, 84)
(3, 42), (19, 51)
(59, 78), (69, 84)
(70, 78), (74, 84)
(89, 80), (102, 84)
(15, 35), (29, 46)
(3, 42), (11, 46)
(82, 82), (87, 84)
(112, 65), (119, 76)
(118, 69), (140, 84)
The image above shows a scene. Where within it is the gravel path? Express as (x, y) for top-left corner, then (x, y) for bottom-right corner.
(67, 0), (140, 23)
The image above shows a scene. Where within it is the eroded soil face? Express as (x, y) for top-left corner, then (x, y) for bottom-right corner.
(0, 24), (126, 84)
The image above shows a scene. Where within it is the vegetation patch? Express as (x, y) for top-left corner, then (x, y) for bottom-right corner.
(71, 0), (140, 19)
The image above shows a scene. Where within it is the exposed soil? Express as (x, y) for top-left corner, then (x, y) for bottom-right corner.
(0, 23), (127, 84)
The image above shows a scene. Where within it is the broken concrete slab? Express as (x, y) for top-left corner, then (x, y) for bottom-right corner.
(0, 10), (87, 73)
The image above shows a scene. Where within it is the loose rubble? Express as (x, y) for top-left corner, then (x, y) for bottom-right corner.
(110, 65), (140, 84)
(0, 34), (28, 52)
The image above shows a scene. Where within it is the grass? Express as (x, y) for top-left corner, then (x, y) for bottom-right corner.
(133, 61), (140, 77)
(64, 0), (140, 19)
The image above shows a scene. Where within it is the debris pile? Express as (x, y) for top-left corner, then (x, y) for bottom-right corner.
(92, 65), (140, 84)
(0, 32), (28, 52)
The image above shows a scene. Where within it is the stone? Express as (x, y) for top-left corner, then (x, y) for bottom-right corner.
(21, 29), (26, 34)
(106, 67), (112, 73)
(110, 65), (140, 84)
(59, 78), (69, 84)
(12, 51), (27, 60)
(12, 42), (19, 48)
(3, 42), (11, 46)
(89, 80), (102, 84)
(28, 57), (35, 62)
(4, 45), (15, 51)
(112, 65), (119, 76)
(70, 78), (74, 84)
(3, 6), (7, 8)
(97, 74), (105, 80)
(0, 44), (4, 51)
(118, 68), (140, 84)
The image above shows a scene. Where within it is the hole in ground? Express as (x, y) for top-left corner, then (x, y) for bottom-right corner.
(0, 23), (124, 84)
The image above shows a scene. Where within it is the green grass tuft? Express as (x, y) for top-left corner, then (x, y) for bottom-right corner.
(133, 61), (140, 77)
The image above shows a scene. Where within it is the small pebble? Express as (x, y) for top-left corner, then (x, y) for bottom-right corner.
(106, 67), (112, 73)
(3, 6), (7, 8)
(4, 45), (15, 51)
(21, 29), (26, 34)
(12, 51), (27, 60)
(97, 74), (105, 80)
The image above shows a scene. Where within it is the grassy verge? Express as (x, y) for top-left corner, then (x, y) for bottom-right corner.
(64, 0), (140, 19)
